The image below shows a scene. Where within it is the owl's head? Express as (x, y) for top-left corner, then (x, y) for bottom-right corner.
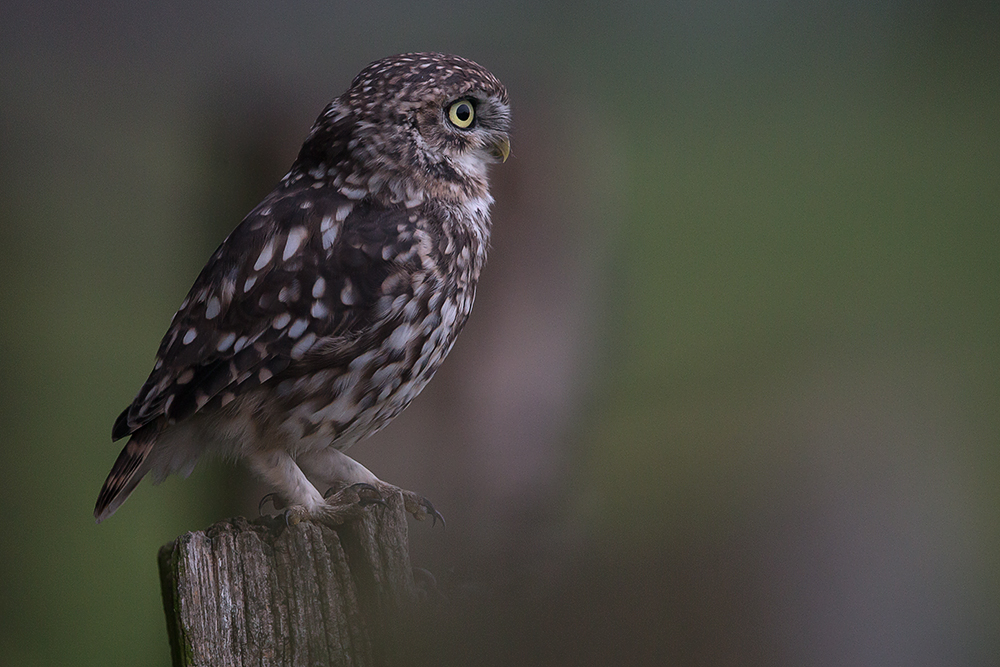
(296, 53), (511, 203)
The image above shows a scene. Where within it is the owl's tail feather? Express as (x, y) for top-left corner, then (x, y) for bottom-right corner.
(94, 429), (156, 523)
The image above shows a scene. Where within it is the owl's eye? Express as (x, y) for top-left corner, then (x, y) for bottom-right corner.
(447, 99), (475, 129)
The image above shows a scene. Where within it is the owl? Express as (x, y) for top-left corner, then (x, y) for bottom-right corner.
(95, 53), (511, 525)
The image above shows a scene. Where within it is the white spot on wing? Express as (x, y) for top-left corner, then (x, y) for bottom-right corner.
(283, 227), (308, 260)
(254, 241), (274, 271)
(183, 328), (197, 345)
(216, 332), (236, 352)
(322, 223), (339, 250)
(273, 313), (291, 329)
(348, 350), (377, 372)
(318, 392), (357, 423)
(385, 323), (415, 351)
(372, 363), (403, 392)
(403, 298), (420, 320)
(312, 277), (326, 298)
(205, 297), (221, 319)
(219, 279), (236, 302)
(341, 186), (367, 200)
(290, 332), (317, 359)
(311, 301), (328, 318)
(287, 318), (309, 339)
(441, 299), (458, 327)
(340, 280), (356, 306)
(244, 275), (257, 292)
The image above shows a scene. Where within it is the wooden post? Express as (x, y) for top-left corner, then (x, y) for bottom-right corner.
(158, 493), (418, 667)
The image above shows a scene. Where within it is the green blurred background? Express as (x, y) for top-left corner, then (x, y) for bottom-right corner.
(1, 1), (997, 665)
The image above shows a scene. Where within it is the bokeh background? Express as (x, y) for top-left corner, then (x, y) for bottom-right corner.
(1, 1), (998, 665)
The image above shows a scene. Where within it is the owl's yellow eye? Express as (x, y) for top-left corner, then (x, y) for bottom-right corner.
(447, 99), (475, 128)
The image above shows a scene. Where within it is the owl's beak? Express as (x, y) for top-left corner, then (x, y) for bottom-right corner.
(490, 137), (511, 163)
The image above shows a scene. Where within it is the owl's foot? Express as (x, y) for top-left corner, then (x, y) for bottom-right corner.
(398, 488), (445, 527)
(322, 480), (444, 527)
(276, 483), (385, 526)
(258, 492), (284, 515)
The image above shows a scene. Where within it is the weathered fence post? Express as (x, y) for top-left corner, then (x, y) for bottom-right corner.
(158, 493), (418, 667)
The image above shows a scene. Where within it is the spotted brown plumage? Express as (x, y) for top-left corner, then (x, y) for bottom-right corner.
(95, 53), (511, 524)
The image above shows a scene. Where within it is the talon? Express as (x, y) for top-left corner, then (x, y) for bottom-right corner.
(258, 492), (280, 516)
(399, 490), (445, 526)
(285, 480), (439, 526)
(425, 500), (445, 528)
(346, 481), (378, 496)
(349, 482), (387, 507)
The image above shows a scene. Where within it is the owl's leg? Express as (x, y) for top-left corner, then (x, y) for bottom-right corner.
(245, 449), (376, 525)
(297, 448), (444, 526)
(297, 447), (380, 488)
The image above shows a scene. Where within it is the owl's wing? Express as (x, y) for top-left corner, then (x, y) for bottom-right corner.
(112, 186), (419, 441)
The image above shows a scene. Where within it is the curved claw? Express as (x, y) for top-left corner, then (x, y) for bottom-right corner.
(258, 492), (280, 516)
(352, 482), (388, 507)
(359, 495), (388, 508)
(422, 499), (446, 529)
(324, 482), (386, 506)
(323, 482), (388, 510)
